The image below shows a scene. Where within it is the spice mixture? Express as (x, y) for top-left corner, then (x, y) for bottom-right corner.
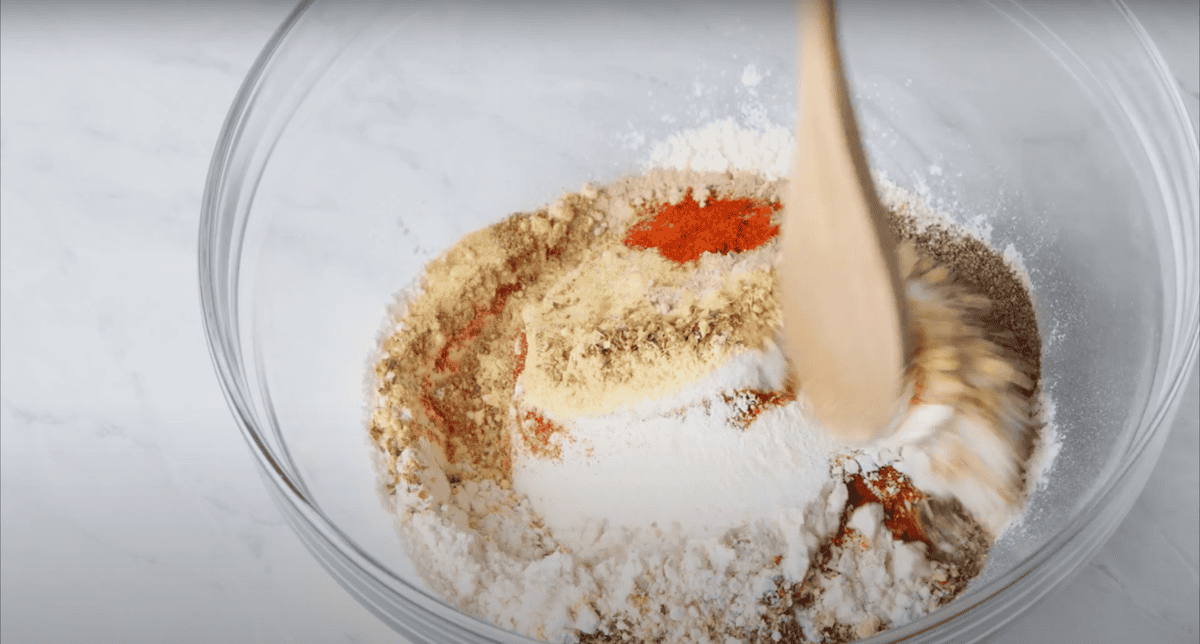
(366, 124), (1054, 644)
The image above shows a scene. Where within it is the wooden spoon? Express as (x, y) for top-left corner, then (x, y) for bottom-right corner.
(779, 0), (911, 443)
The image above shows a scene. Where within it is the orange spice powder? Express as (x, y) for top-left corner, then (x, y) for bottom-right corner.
(623, 190), (781, 263)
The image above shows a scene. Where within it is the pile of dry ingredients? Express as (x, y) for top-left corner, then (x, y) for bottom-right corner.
(366, 120), (1059, 644)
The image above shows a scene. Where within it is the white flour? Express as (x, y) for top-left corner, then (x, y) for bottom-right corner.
(383, 121), (1058, 644)
(644, 118), (793, 181)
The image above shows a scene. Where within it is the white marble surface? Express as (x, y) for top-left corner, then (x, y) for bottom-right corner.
(1, 1), (1195, 643)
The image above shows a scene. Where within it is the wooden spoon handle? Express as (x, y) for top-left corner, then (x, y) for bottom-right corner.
(779, 0), (910, 443)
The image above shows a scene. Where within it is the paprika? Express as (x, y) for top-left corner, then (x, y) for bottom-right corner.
(624, 189), (782, 263)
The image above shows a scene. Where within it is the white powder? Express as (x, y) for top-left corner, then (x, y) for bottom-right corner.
(1022, 395), (1061, 502)
(644, 118), (793, 180)
(383, 121), (1058, 643)
(741, 64), (764, 88)
(513, 343), (835, 546)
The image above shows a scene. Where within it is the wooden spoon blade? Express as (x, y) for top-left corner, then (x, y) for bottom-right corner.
(780, 0), (910, 443)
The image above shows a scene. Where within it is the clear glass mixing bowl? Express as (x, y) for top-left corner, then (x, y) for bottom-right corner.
(199, 1), (1199, 642)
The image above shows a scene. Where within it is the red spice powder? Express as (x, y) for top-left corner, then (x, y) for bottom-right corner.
(433, 282), (522, 374)
(624, 190), (781, 263)
(419, 283), (522, 464)
(910, 379), (925, 406)
(724, 388), (796, 430)
(513, 331), (528, 381)
(842, 465), (929, 546)
(521, 410), (565, 457)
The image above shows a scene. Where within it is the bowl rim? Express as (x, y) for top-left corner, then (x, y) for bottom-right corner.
(199, 1), (1200, 642)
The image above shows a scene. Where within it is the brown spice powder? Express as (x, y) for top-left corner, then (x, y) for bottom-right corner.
(889, 218), (1041, 385)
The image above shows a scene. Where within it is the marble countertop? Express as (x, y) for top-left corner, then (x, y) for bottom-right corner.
(2, 1), (1196, 642)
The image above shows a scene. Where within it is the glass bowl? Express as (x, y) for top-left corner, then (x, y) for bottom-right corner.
(199, 1), (1199, 642)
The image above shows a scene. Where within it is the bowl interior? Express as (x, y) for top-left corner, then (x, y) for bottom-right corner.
(228, 0), (1189, 638)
